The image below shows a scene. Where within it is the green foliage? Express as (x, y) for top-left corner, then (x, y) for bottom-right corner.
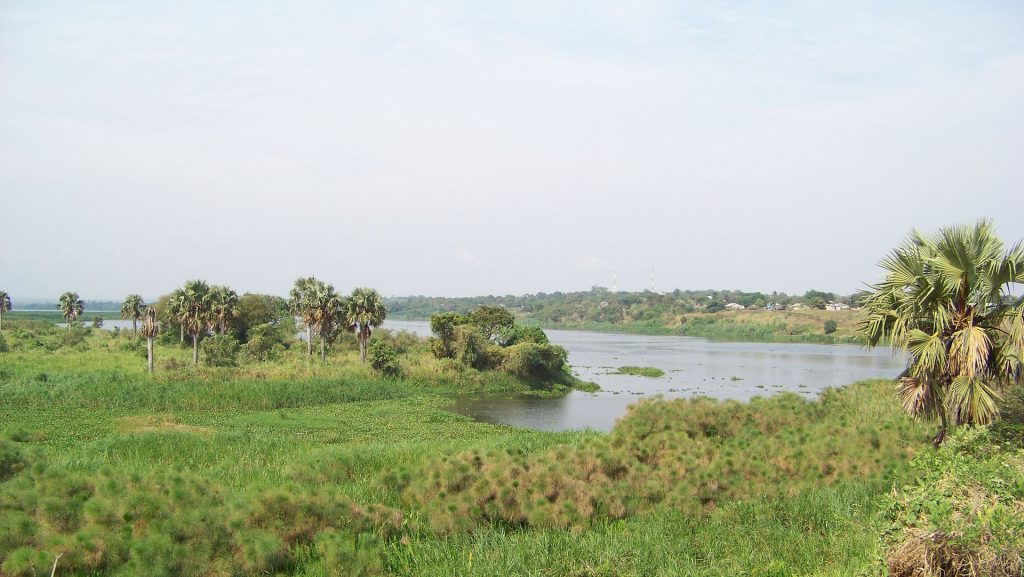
(0, 334), (7, 353)
(882, 427), (1024, 576)
(824, 320), (838, 335)
(451, 324), (492, 370)
(200, 334), (240, 367)
(613, 366), (665, 377)
(496, 325), (549, 346)
(239, 323), (287, 362)
(367, 339), (401, 377)
(501, 343), (570, 381)
(705, 300), (726, 313)
(399, 381), (923, 533)
(235, 293), (288, 341)
(469, 306), (515, 341)
(429, 312), (469, 359)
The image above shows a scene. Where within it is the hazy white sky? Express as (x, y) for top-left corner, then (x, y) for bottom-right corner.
(2, 1), (1022, 301)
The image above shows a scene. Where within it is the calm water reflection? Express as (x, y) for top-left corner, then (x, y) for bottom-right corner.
(383, 320), (907, 432)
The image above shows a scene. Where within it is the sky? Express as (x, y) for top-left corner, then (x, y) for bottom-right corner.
(1, 1), (1022, 302)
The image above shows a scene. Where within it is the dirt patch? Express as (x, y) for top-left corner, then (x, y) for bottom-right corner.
(118, 414), (212, 435)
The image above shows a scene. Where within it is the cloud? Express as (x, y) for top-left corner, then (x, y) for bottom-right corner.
(572, 255), (606, 271)
(453, 248), (483, 266)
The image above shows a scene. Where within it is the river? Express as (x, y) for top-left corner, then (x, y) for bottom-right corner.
(382, 319), (906, 432)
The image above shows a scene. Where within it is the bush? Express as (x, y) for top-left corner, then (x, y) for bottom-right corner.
(367, 339), (401, 377)
(496, 325), (549, 346)
(883, 427), (1024, 577)
(501, 343), (568, 380)
(0, 334), (7, 353)
(239, 323), (286, 362)
(120, 338), (147, 358)
(823, 320), (838, 335)
(452, 325), (492, 370)
(201, 334), (240, 367)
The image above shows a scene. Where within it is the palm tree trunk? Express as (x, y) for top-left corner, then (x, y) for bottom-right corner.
(932, 410), (948, 447)
(147, 338), (154, 374)
(193, 334), (199, 364)
(307, 326), (313, 356)
(133, 318), (138, 339)
(180, 324), (185, 345)
(359, 326), (368, 363)
(1, 311), (4, 332)
(320, 333), (326, 363)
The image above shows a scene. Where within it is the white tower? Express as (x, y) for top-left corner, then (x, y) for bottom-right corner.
(650, 268), (655, 293)
(612, 269), (618, 293)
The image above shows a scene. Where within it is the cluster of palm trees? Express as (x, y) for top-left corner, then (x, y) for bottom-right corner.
(288, 278), (387, 363)
(161, 281), (241, 364)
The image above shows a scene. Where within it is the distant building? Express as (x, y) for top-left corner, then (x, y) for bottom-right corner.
(725, 303), (745, 310)
(826, 302), (850, 311)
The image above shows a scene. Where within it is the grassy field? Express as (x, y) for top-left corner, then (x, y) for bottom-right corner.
(0, 321), (1017, 576)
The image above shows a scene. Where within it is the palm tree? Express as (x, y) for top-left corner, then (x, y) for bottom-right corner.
(166, 289), (187, 344)
(57, 292), (85, 331)
(120, 294), (145, 338)
(345, 287), (387, 363)
(0, 290), (10, 332)
(859, 220), (1024, 445)
(140, 306), (159, 374)
(178, 280), (212, 364)
(209, 286), (240, 335)
(289, 277), (321, 357)
(307, 282), (344, 363)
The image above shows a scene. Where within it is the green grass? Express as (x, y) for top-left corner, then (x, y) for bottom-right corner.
(0, 322), (947, 576)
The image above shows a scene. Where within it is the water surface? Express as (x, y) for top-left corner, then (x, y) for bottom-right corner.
(384, 320), (905, 432)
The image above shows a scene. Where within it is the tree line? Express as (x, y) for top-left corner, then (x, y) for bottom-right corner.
(0, 279), (386, 374)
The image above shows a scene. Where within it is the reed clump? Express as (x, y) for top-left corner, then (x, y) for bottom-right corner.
(0, 438), (402, 577)
(396, 380), (924, 533)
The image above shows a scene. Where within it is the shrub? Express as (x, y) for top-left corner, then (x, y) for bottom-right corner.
(239, 323), (286, 362)
(119, 338), (146, 358)
(496, 325), (549, 346)
(0, 334), (7, 353)
(62, 327), (88, 349)
(452, 325), (492, 370)
(367, 339), (401, 377)
(501, 343), (569, 380)
(201, 334), (240, 367)
(823, 320), (838, 335)
(883, 427), (1024, 577)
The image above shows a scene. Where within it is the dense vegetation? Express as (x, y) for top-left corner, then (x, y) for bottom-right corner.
(387, 288), (866, 343)
(1, 314), (1020, 576)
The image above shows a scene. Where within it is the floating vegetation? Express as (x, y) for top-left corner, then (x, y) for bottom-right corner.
(610, 366), (665, 378)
